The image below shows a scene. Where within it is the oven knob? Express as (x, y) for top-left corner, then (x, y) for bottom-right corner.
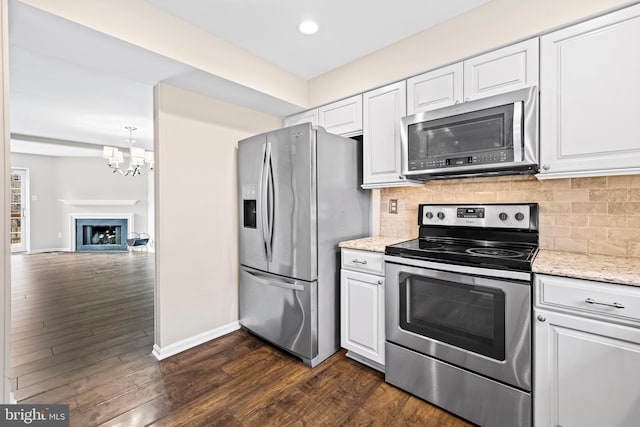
(425, 211), (433, 219)
(498, 212), (508, 221)
(437, 212), (445, 220)
(515, 212), (525, 221)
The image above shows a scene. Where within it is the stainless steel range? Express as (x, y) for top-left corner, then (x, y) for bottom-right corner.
(384, 203), (538, 427)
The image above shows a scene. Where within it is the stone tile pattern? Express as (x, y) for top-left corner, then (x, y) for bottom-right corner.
(380, 174), (640, 258)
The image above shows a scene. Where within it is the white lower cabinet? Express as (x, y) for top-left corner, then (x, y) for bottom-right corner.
(340, 249), (385, 371)
(534, 274), (640, 427)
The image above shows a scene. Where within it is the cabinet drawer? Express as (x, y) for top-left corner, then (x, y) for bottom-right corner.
(536, 274), (640, 324)
(341, 248), (384, 275)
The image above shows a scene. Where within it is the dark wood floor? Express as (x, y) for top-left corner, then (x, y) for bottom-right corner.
(11, 252), (472, 426)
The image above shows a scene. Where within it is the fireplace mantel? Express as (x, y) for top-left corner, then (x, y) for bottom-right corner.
(59, 199), (138, 206)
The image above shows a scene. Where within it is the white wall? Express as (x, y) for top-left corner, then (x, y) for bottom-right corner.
(10, 153), (149, 252)
(18, 0), (308, 109)
(1, 0), (10, 403)
(153, 83), (280, 351)
(308, 0), (636, 106)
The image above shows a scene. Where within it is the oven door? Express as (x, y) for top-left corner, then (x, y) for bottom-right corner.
(385, 258), (531, 391)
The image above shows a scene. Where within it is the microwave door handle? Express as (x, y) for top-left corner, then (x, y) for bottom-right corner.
(512, 101), (523, 162)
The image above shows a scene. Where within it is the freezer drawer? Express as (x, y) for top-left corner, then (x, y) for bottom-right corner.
(240, 266), (317, 362)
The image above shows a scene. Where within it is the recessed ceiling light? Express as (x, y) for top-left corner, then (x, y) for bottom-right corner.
(298, 20), (319, 35)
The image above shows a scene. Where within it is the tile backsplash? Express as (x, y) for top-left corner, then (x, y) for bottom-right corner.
(380, 174), (640, 258)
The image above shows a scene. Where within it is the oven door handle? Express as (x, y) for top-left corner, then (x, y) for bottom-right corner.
(384, 254), (531, 282)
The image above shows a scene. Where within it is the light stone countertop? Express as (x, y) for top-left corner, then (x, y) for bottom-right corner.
(533, 250), (640, 287)
(339, 241), (640, 287)
(338, 236), (412, 253)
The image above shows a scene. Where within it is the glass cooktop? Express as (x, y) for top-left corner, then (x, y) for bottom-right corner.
(385, 236), (538, 272)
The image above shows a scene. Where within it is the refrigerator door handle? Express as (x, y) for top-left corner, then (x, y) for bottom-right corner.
(259, 143), (270, 261)
(244, 268), (305, 291)
(264, 141), (275, 262)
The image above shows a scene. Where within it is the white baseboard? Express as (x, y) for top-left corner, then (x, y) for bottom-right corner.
(152, 321), (240, 360)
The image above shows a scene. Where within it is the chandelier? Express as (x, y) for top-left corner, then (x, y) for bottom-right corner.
(102, 126), (154, 176)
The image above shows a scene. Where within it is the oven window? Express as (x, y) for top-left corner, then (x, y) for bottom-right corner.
(399, 274), (506, 360)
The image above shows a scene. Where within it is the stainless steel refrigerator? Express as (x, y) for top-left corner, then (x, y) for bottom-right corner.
(238, 123), (370, 367)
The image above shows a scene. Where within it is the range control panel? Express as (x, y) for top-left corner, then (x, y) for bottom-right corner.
(420, 204), (537, 230)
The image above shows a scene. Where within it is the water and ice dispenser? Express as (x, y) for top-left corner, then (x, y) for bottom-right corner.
(242, 185), (257, 229)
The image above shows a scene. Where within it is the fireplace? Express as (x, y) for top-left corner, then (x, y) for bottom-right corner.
(75, 218), (129, 251)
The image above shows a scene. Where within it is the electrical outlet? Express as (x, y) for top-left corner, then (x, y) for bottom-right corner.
(389, 199), (398, 214)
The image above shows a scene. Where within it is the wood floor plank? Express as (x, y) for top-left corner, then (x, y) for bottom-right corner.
(14, 355), (124, 401)
(11, 252), (473, 427)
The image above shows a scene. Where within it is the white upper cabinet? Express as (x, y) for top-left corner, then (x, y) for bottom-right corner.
(406, 63), (463, 115)
(538, 4), (640, 179)
(283, 96), (362, 136)
(464, 38), (539, 101)
(318, 95), (363, 136)
(283, 109), (318, 128)
(407, 38), (539, 115)
(362, 81), (421, 188)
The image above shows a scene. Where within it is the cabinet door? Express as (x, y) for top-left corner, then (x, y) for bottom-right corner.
(283, 109), (318, 128)
(464, 38), (539, 101)
(407, 63), (463, 115)
(340, 268), (385, 365)
(318, 95), (362, 136)
(534, 309), (640, 427)
(362, 81), (409, 187)
(539, 5), (640, 178)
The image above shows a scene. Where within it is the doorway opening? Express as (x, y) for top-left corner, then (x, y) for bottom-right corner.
(10, 168), (28, 253)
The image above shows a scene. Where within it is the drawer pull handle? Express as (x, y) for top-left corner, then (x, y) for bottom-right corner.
(585, 297), (625, 309)
(352, 259), (368, 265)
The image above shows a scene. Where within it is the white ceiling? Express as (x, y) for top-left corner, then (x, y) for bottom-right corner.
(146, 0), (491, 80)
(9, 0), (490, 156)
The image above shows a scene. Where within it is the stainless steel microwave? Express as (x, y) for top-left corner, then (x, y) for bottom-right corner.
(401, 86), (538, 180)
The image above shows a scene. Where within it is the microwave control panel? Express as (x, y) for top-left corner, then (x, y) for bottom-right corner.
(408, 150), (512, 170)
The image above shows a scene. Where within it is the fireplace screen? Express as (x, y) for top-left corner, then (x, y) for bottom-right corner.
(76, 218), (128, 251)
(82, 225), (122, 245)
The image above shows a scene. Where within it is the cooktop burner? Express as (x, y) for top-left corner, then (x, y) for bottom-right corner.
(465, 247), (525, 258)
(419, 241), (445, 250)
